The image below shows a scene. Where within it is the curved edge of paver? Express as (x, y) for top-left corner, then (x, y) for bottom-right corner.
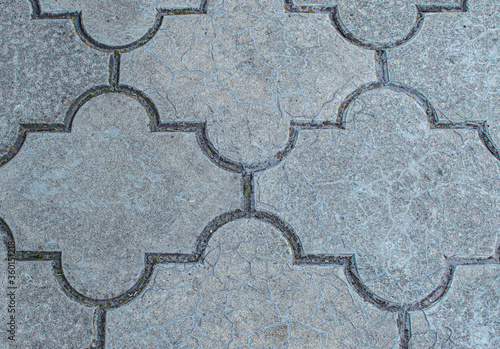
(0, 84), (159, 168)
(331, 50), (500, 163)
(193, 122), (301, 175)
(1, 216), (150, 348)
(4, 208), (499, 349)
(28, 0), (209, 53)
(283, 0), (468, 51)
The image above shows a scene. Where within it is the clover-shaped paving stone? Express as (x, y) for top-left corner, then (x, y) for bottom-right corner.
(119, 0), (376, 164)
(106, 219), (399, 348)
(0, 0), (108, 160)
(255, 89), (500, 305)
(0, 92), (240, 299)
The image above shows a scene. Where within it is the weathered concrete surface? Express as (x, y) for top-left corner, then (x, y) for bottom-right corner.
(1, 0), (498, 348)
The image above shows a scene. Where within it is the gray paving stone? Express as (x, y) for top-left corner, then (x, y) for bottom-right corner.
(119, 0), (375, 164)
(389, 0), (500, 149)
(0, 0), (499, 348)
(255, 89), (500, 305)
(106, 219), (399, 348)
(0, 249), (95, 349)
(0, 93), (240, 299)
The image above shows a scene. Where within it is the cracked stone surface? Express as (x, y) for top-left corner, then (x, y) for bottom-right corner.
(1, 0), (499, 348)
(0, 247), (94, 348)
(389, 0), (500, 147)
(0, 93), (240, 299)
(256, 89), (500, 304)
(119, 0), (375, 164)
(107, 219), (399, 348)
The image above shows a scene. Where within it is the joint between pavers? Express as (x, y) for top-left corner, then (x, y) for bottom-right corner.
(397, 310), (411, 349)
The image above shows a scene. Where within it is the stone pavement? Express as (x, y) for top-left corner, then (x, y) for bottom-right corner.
(0, 0), (498, 347)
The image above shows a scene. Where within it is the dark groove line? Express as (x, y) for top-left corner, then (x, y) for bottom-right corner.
(242, 172), (255, 213)
(386, 81), (439, 124)
(397, 310), (411, 349)
(291, 120), (343, 130)
(88, 307), (106, 349)
(284, 2), (425, 50)
(109, 51), (120, 89)
(284, 1), (500, 167)
(284, 1), (469, 50)
(245, 126), (299, 173)
(330, 7), (425, 51)
(333, 79), (500, 163)
(250, 210), (304, 260)
(336, 81), (383, 127)
(72, 11), (163, 53)
(194, 210), (248, 259)
(406, 265), (455, 311)
(8, 1), (496, 348)
(0, 82), (163, 168)
(14, 250), (154, 310)
(195, 124), (244, 173)
(195, 123), (300, 175)
(375, 50), (389, 83)
(344, 256), (402, 312)
(295, 254), (351, 265)
(417, 0), (468, 13)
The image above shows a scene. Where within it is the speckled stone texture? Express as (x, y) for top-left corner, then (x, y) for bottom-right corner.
(1, 0), (498, 348)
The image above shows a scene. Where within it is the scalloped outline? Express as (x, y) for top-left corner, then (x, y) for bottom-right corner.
(28, 0), (209, 52)
(283, 0), (468, 50)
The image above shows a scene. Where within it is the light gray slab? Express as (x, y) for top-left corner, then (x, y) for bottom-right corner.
(389, 0), (499, 147)
(256, 89), (500, 304)
(0, 93), (240, 299)
(119, 0), (375, 164)
(106, 219), (399, 348)
(410, 265), (500, 348)
(4, 260), (94, 348)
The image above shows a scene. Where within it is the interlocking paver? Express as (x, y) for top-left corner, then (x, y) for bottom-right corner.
(0, 92), (240, 299)
(389, 0), (500, 149)
(1, 0), (498, 348)
(256, 88), (499, 302)
(119, 0), (375, 164)
(106, 219), (399, 348)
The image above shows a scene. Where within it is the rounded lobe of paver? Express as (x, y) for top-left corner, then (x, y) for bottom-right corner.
(9, 261), (94, 348)
(119, 0), (375, 164)
(410, 265), (500, 348)
(337, 0), (417, 46)
(106, 219), (398, 348)
(39, 0), (202, 46)
(255, 89), (500, 304)
(0, 0), (108, 159)
(388, 0), (499, 151)
(0, 93), (240, 299)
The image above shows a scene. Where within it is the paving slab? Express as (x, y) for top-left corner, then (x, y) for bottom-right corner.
(1, 0), (499, 348)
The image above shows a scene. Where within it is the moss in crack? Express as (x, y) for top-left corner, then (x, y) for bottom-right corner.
(243, 183), (251, 197)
